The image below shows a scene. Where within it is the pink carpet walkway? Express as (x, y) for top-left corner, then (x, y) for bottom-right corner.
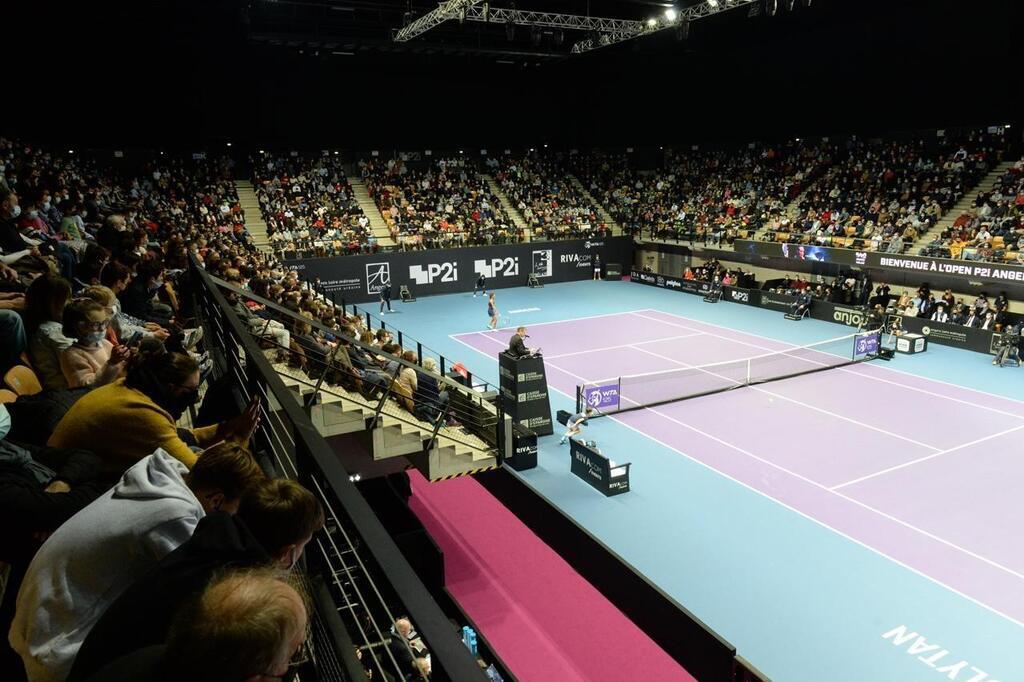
(408, 471), (695, 682)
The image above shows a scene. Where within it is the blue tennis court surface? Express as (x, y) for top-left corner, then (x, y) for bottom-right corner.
(387, 279), (1024, 682)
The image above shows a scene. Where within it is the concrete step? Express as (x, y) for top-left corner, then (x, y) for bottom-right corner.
(568, 173), (620, 236)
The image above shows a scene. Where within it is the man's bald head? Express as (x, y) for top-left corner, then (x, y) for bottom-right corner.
(166, 567), (307, 681)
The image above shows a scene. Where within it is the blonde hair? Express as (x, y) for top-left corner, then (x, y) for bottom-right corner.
(422, 357), (437, 372)
(80, 285), (117, 307)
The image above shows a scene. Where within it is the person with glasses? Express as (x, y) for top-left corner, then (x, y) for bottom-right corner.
(59, 298), (130, 388)
(78, 567), (309, 682)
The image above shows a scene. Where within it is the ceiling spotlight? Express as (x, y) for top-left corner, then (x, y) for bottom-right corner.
(707, 0), (719, 7)
(646, 18), (657, 27)
(226, 142), (232, 147)
(665, 8), (678, 21)
(259, 149), (265, 154)
(333, 151), (339, 155)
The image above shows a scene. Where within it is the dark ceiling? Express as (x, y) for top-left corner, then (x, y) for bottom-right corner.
(4, 0), (1021, 152)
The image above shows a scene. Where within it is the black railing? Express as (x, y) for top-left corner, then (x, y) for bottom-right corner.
(192, 259), (489, 682)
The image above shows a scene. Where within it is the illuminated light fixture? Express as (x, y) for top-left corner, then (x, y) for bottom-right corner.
(665, 8), (678, 20)
(647, 18), (657, 27)
(707, 0), (719, 7)
(259, 149), (265, 154)
(67, 149), (74, 154)
(226, 142), (232, 147)
(333, 151), (339, 155)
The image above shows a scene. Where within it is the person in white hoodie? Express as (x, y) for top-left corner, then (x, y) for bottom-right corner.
(9, 442), (265, 682)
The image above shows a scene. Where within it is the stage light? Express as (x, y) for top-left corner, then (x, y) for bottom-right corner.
(647, 18), (657, 27)
(333, 150), (339, 155)
(259, 149), (265, 154)
(707, 0), (719, 7)
(482, 1), (489, 22)
(226, 142), (232, 147)
(665, 8), (678, 21)
(67, 149), (74, 154)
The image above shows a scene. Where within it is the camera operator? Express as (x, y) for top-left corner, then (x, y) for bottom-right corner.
(993, 321), (1023, 367)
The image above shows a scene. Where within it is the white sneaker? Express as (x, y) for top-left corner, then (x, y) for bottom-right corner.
(183, 327), (204, 349)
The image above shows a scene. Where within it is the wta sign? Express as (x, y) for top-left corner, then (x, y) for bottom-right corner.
(583, 382), (620, 410)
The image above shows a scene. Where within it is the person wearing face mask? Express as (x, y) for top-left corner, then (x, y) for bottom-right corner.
(59, 298), (130, 388)
(118, 258), (173, 327)
(10, 442), (266, 682)
(79, 568), (308, 682)
(66, 478), (323, 682)
(24, 273), (75, 390)
(47, 342), (260, 477)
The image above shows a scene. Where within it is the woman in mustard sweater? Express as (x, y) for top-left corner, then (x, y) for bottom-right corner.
(49, 342), (259, 477)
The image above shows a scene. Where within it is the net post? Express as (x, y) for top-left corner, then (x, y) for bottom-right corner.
(746, 359), (751, 386)
(575, 385), (583, 414)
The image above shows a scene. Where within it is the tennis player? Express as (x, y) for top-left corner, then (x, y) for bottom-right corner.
(487, 293), (498, 331)
(559, 407), (594, 445)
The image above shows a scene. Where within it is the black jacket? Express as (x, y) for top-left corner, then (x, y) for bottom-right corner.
(83, 645), (169, 682)
(508, 333), (529, 358)
(67, 512), (273, 682)
(118, 278), (163, 323)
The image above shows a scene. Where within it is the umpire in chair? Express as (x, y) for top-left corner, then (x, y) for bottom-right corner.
(508, 326), (536, 358)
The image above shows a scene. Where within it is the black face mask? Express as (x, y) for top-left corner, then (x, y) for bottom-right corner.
(163, 388), (200, 420)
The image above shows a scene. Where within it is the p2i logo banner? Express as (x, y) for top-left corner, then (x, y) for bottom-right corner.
(409, 262), (458, 285)
(730, 290), (749, 303)
(474, 257), (520, 278)
(365, 262), (390, 294)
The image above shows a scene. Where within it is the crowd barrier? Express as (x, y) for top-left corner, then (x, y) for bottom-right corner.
(286, 236), (634, 304)
(631, 269), (1002, 355)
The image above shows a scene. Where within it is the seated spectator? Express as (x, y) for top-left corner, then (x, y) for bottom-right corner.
(791, 290), (813, 317)
(415, 357), (450, 423)
(0, 308), (26, 373)
(0, 403), (108, 567)
(48, 343), (259, 476)
(66, 478), (324, 681)
(224, 287), (290, 362)
(81, 567), (308, 682)
(119, 259), (172, 327)
(24, 274), (74, 390)
(59, 299), (130, 389)
(10, 443), (265, 682)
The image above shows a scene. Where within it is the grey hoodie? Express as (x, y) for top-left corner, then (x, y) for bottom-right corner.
(9, 449), (205, 682)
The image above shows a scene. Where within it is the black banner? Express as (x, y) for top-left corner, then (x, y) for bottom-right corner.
(722, 286), (761, 307)
(570, 438), (630, 497)
(895, 315), (998, 354)
(734, 239), (1024, 288)
(498, 352), (553, 436)
(287, 237), (633, 304)
(630, 269), (712, 296)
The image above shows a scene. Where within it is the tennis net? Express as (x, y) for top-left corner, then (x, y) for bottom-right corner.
(578, 330), (881, 415)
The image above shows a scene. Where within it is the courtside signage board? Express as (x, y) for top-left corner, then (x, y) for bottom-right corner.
(287, 237), (633, 303)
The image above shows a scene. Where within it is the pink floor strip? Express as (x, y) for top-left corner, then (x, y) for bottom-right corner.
(408, 470), (695, 682)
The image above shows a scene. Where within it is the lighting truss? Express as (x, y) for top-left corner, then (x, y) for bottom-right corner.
(394, 0), (484, 42)
(463, 6), (645, 34)
(570, 0), (761, 54)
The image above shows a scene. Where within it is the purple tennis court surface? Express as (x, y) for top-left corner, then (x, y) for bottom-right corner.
(452, 309), (1024, 628)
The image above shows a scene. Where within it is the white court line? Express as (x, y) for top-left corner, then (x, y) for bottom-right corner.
(537, 352), (1024, 584)
(447, 333), (1024, 629)
(830, 423), (1024, 491)
(458, 309), (648, 335)
(633, 309), (1024, 421)
(544, 333), (703, 360)
(626, 344), (944, 453)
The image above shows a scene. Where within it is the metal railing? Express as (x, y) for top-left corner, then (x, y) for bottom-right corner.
(192, 259), (489, 682)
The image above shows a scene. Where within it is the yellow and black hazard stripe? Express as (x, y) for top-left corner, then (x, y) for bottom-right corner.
(429, 463), (500, 482)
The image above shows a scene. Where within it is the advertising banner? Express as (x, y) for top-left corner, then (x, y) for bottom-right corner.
(853, 332), (881, 360)
(583, 382), (621, 411)
(895, 315), (997, 354)
(630, 269), (712, 296)
(735, 240), (1024, 288)
(287, 237), (633, 304)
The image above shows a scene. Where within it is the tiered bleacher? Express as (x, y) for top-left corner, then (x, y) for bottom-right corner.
(919, 159), (1024, 262)
(361, 156), (522, 249)
(760, 130), (1006, 252)
(0, 138), (501, 682)
(253, 153), (377, 258)
(492, 153), (610, 240)
(575, 141), (827, 245)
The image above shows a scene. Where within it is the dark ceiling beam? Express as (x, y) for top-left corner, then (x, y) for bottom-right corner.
(249, 31), (566, 58)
